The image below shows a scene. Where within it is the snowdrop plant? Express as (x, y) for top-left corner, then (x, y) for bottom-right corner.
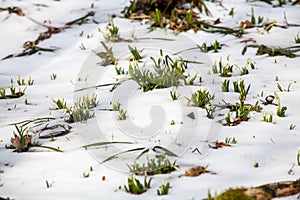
(50, 73), (57, 80)
(170, 90), (180, 101)
(262, 112), (274, 123)
(201, 40), (222, 53)
(221, 79), (230, 92)
(274, 93), (287, 117)
(157, 179), (171, 196)
(295, 33), (300, 44)
(189, 89), (215, 108)
(103, 16), (120, 42)
(128, 155), (178, 175)
(225, 137), (237, 144)
(124, 174), (152, 195)
(128, 45), (143, 61)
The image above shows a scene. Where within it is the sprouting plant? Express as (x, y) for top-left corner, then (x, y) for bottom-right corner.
(115, 66), (126, 75)
(72, 94), (98, 122)
(50, 73), (57, 80)
(10, 83), (16, 96)
(0, 86), (5, 98)
(124, 174), (152, 195)
(118, 109), (127, 120)
(233, 80), (250, 102)
(275, 93), (287, 117)
(221, 79), (230, 92)
(247, 59), (255, 70)
(205, 104), (215, 119)
(103, 16), (120, 42)
(46, 180), (54, 188)
(153, 8), (164, 28)
(225, 137), (237, 144)
(157, 179), (170, 196)
(17, 75), (25, 86)
(111, 100), (121, 111)
(253, 161), (259, 168)
(189, 89), (214, 108)
(51, 98), (67, 110)
(27, 76), (34, 85)
(277, 82), (293, 92)
(290, 124), (296, 130)
(225, 112), (234, 126)
(79, 43), (86, 50)
(170, 120), (175, 125)
(201, 40), (222, 53)
(240, 66), (249, 75)
(128, 155), (178, 175)
(236, 101), (252, 120)
(295, 33), (300, 44)
(262, 112), (274, 123)
(170, 90), (180, 101)
(10, 125), (31, 152)
(128, 45), (143, 61)
(83, 172), (90, 178)
(97, 41), (117, 66)
(297, 149), (300, 166)
(229, 7), (234, 17)
(128, 50), (191, 92)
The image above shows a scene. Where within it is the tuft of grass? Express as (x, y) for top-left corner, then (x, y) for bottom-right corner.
(225, 137), (237, 144)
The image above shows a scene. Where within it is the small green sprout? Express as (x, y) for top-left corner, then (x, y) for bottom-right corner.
(295, 33), (300, 44)
(157, 179), (171, 196)
(50, 73), (57, 80)
(221, 79), (230, 92)
(83, 172), (90, 178)
(253, 161), (259, 168)
(170, 90), (180, 101)
(290, 124), (296, 130)
(46, 180), (54, 188)
(262, 112), (274, 123)
(124, 174), (152, 195)
(225, 137), (237, 144)
(128, 45), (143, 60)
(118, 109), (127, 120)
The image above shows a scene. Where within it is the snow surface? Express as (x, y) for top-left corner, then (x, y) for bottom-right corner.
(0, 0), (299, 199)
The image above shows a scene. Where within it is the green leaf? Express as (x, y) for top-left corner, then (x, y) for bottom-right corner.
(81, 141), (133, 149)
(152, 146), (178, 157)
(101, 147), (146, 164)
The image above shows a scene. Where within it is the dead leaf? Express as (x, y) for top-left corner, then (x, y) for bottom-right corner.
(185, 166), (207, 177)
(187, 112), (195, 120)
(209, 141), (231, 149)
(240, 20), (254, 29)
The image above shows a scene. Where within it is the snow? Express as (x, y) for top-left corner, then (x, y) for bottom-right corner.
(0, 0), (300, 199)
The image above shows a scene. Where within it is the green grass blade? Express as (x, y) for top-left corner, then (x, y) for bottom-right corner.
(101, 147), (146, 164)
(152, 146), (178, 157)
(82, 141), (133, 149)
